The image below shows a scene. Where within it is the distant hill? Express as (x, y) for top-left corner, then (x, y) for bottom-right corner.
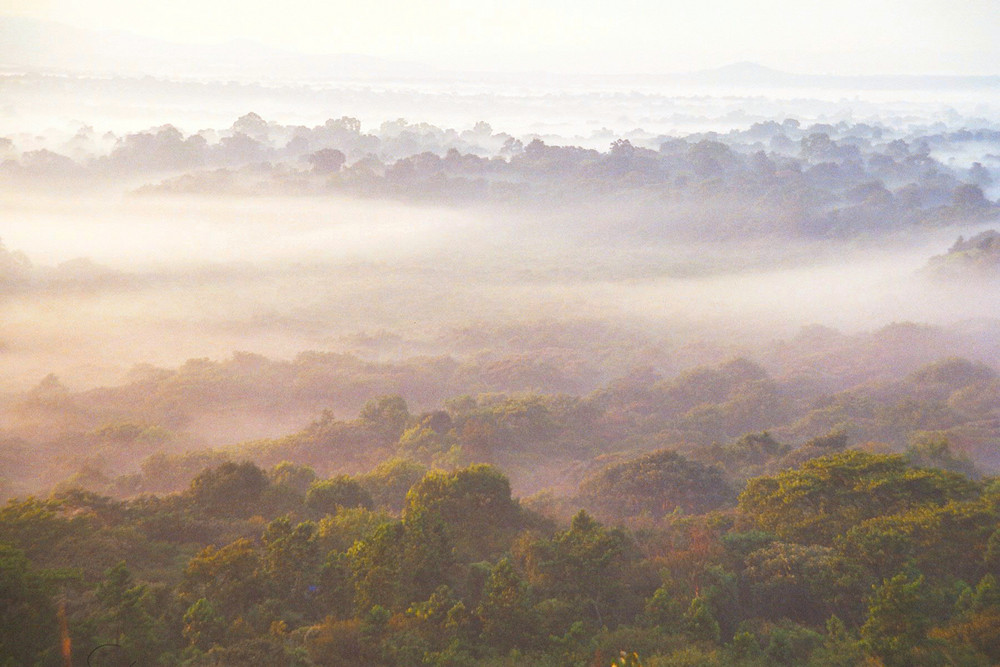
(3, 14), (999, 89)
(0, 14), (428, 81)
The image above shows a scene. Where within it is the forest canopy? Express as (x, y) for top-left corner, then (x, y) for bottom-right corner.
(2, 48), (1000, 666)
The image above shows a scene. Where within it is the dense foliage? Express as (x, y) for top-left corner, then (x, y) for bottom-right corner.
(2, 420), (999, 665)
(3, 113), (998, 243)
(2, 113), (998, 663)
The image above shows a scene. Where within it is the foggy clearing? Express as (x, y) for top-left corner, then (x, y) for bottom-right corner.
(2, 188), (996, 393)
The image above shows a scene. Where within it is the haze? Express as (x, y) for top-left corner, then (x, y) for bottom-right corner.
(5, 0), (999, 75)
(6, 8), (1000, 666)
(1, 4), (999, 498)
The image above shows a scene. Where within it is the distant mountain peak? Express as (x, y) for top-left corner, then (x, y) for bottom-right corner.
(0, 13), (429, 80)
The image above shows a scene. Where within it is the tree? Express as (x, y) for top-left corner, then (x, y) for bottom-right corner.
(306, 475), (373, 516)
(739, 451), (979, 545)
(642, 583), (683, 631)
(403, 464), (522, 562)
(182, 597), (226, 650)
(260, 518), (323, 617)
(359, 395), (411, 445)
(683, 595), (720, 643)
(268, 461), (316, 495)
(94, 562), (162, 663)
(524, 510), (642, 631)
(905, 436), (976, 477)
(396, 509), (455, 608)
(359, 458), (428, 512)
(931, 574), (1000, 663)
(0, 543), (57, 664)
(304, 617), (362, 664)
(837, 498), (997, 584)
(804, 616), (865, 667)
(577, 449), (734, 520)
(476, 558), (537, 652)
(182, 538), (264, 619)
(315, 551), (355, 620)
(861, 572), (942, 666)
(742, 542), (865, 625)
(397, 411), (457, 465)
(232, 112), (269, 140)
(349, 521), (405, 613)
(188, 461), (268, 518)
(308, 148), (346, 174)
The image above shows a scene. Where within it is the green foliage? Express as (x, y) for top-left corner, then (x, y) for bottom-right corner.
(739, 450), (979, 544)
(642, 584), (683, 630)
(759, 620), (824, 666)
(404, 464), (522, 561)
(183, 597), (226, 650)
(523, 510), (646, 631)
(612, 650), (645, 667)
(0, 542), (58, 664)
(0, 496), (80, 559)
(188, 461), (269, 518)
(804, 428), (849, 451)
(906, 435), (977, 477)
(138, 449), (232, 494)
(303, 616), (362, 664)
(720, 529), (775, 562)
(477, 558), (537, 653)
(719, 432), (791, 473)
(315, 551), (354, 619)
(359, 394), (412, 444)
(861, 572), (941, 667)
(931, 574), (1000, 663)
(742, 541), (866, 625)
(803, 616), (866, 667)
(196, 635), (294, 666)
(93, 561), (166, 662)
(268, 461), (316, 495)
(4, 382), (1000, 666)
(182, 538), (264, 619)
(398, 410), (458, 466)
(359, 457), (428, 512)
(349, 521), (407, 613)
(692, 565), (739, 640)
(305, 474), (373, 516)
(837, 497), (999, 584)
(683, 596), (721, 643)
(396, 509), (456, 608)
(646, 645), (721, 666)
(577, 449), (735, 521)
(316, 505), (395, 552)
(261, 518), (323, 615)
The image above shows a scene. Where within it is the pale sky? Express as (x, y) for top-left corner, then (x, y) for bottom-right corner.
(3, 0), (999, 75)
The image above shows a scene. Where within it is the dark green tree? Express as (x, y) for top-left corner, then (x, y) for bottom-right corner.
(188, 461), (269, 518)
(306, 475), (374, 516)
(359, 394), (411, 445)
(524, 510), (643, 631)
(0, 542), (57, 664)
(577, 449), (734, 520)
(861, 572), (941, 667)
(476, 557), (537, 653)
(739, 451), (978, 545)
(404, 464), (522, 562)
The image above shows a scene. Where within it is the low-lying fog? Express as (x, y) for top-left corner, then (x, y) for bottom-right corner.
(1, 191), (995, 392)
